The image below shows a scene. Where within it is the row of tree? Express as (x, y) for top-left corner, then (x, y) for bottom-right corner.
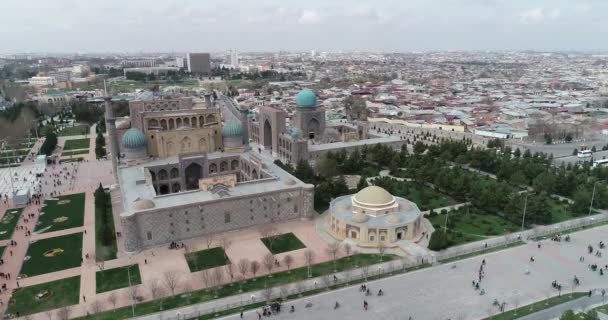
(38, 132), (57, 156)
(94, 184), (113, 247)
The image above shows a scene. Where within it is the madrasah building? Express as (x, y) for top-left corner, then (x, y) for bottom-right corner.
(107, 89), (411, 254)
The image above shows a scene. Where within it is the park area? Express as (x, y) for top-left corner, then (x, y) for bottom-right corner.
(96, 264), (142, 293)
(428, 210), (520, 246)
(186, 247), (230, 272)
(369, 177), (458, 211)
(20, 232), (83, 277)
(261, 232), (306, 254)
(5, 276), (80, 317)
(0, 208), (23, 240)
(63, 138), (90, 151)
(61, 149), (90, 157)
(58, 125), (89, 136)
(36, 193), (85, 233)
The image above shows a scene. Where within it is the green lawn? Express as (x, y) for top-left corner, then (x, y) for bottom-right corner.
(5, 276), (80, 317)
(261, 232), (306, 254)
(61, 149), (90, 157)
(60, 157), (84, 163)
(20, 232), (83, 277)
(186, 247), (230, 272)
(484, 292), (586, 320)
(76, 254), (397, 320)
(63, 138), (90, 151)
(96, 265), (142, 293)
(429, 211), (520, 247)
(58, 125), (89, 136)
(95, 193), (117, 262)
(36, 193), (86, 233)
(547, 198), (574, 223)
(0, 246), (5, 258)
(0, 208), (24, 241)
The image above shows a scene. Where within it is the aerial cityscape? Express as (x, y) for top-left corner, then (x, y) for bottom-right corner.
(1, 1), (608, 320)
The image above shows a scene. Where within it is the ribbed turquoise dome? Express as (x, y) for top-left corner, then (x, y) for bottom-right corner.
(122, 128), (147, 149)
(246, 113), (254, 119)
(223, 119), (243, 137)
(290, 129), (300, 139)
(295, 89), (317, 107)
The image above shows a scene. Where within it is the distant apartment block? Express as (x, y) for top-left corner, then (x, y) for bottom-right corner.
(186, 53), (211, 75)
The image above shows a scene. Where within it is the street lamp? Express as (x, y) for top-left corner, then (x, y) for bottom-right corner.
(521, 193), (529, 232)
(588, 182), (598, 216)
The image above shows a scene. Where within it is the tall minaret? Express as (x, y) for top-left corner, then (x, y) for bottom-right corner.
(104, 96), (120, 184)
(239, 107), (250, 147)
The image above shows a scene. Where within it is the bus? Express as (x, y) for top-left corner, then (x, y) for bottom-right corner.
(593, 159), (608, 168)
(578, 150), (593, 158)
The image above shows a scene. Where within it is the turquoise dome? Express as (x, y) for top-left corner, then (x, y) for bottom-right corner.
(122, 128), (147, 149)
(295, 89), (317, 107)
(290, 129), (300, 139)
(223, 119), (243, 137)
(246, 113), (254, 119)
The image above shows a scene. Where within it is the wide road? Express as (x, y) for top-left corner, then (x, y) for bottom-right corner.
(221, 226), (608, 320)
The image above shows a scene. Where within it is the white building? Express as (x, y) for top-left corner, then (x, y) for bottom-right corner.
(28, 76), (56, 86)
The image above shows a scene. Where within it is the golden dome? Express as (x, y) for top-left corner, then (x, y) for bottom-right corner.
(353, 186), (394, 206)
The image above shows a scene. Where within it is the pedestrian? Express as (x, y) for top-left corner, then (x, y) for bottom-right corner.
(145, 259), (148, 264)
(240, 311), (243, 318)
(83, 295), (86, 302)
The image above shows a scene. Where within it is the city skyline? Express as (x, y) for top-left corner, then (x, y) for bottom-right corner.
(2, 0), (607, 53)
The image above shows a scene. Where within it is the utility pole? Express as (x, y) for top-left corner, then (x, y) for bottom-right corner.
(588, 182), (597, 216)
(521, 193), (528, 232)
(127, 265), (135, 317)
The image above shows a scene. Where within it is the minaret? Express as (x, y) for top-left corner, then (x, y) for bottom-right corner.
(104, 96), (120, 184)
(239, 107), (250, 146)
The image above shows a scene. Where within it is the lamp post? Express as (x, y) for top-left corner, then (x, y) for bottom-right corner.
(588, 182), (598, 217)
(521, 193), (528, 232)
(127, 264), (135, 317)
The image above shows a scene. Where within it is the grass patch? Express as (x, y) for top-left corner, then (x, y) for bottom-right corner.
(484, 292), (587, 320)
(0, 208), (24, 241)
(547, 198), (575, 223)
(5, 276), (80, 317)
(261, 232), (306, 254)
(63, 138), (90, 150)
(0, 246), (5, 257)
(95, 193), (117, 262)
(77, 253), (399, 320)
(186, 247), (230, 272)
(62, 149), (90, 157)
(96, 264), (142, 293)
(60, 157), (84, 163)
(20, 232), (83, 277)
(36, 193), (86, 233)
(439, 241), (525, 264)
(429, 211), (520, 247)
(58, 125), (89, 136)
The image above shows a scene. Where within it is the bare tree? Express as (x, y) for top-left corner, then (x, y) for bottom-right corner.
(107, 292), (118, 311)
(96, 261), (105, 271)
(163, 270), (180, 296)
(219, 237), (232, 259)
(279, 285), (290, 301)
(199, 269), (212, 289)
(90, 300), (103, 315)
(237, 258), (250, 278)
(283, 254), (294, 272)
(205, 233), (216, 249)
(343, 269), (352, 283)
(225, 263), (235, 283)
(250, 260), (260, 278)
(23, 315), (34, 320)
(56, 305), (71, 320)
(260, 226), (280, 251)
(304, 249), (315, 277)
(45, 310), (54, 320)
(325, 243), (341, 271)
(344, 243), (352, 257)
(320, 274), (332, 290)
(262, 286), (274, 302)
(262, 253), (275, 276)
(294, 281), (305, 297)
(124, 285), (140, 305)
(377, 242), (387, 262)
(212, 267), (224, 295)
(147, 278), (165, 310)
(361, 264), (370, 280)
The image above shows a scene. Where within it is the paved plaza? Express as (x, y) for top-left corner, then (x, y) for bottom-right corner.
(204, 226), (608, 320)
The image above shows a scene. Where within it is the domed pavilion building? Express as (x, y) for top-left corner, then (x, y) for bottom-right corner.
(327, 186), (423, 247)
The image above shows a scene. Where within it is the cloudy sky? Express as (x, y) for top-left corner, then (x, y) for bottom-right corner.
(1, 0), (607, 53)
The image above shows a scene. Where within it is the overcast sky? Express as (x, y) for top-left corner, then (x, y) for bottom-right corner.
(2, 0), (607, 53)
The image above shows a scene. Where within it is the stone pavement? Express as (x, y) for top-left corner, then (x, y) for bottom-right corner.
(134, 225), (608, 320)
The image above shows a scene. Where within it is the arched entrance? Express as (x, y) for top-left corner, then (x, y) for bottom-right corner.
(159, 184), (170, 195)
(185, 163), (203, 190)
(263, 119), (272, 147)
(308, 118), (320, 140)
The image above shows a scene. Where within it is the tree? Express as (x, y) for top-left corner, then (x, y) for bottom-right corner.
(147, 278), (164, 310)
(225, 263), (235, 282)
(250, 260), (260, 278)
(413, 141), (426, 155)
(212, 267), (224, 294)
(237, 258), (250, 278)
(219, 238), (232, 259)
(428, 230), (449, 251)
(95, 132), (106, 159)
(90, 300), (103, 315)
(377, 242), (387, 261)
(56, 305), (71, 320)
(325, 243), (341, 271)
(283, 254), (294, 271)
(44, 310), (54, 320)
(163, 271), (180, 296)
(124, 285), (140, 306)
(205, 233), (215, 249)
(544, 133), (553, 145)
(344, 243), (352, 257)
(572, 148), (578, 156)
(107, 292), (117, 311)
(316, 155), (338, 179)
(262, 286), (274, 302)
(357, 176), (369, 191)
(304, 249), (315, 277)
(199, 269), (212, 289)
(513, 148), (521, 158)
(262, 253), (275, 276)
